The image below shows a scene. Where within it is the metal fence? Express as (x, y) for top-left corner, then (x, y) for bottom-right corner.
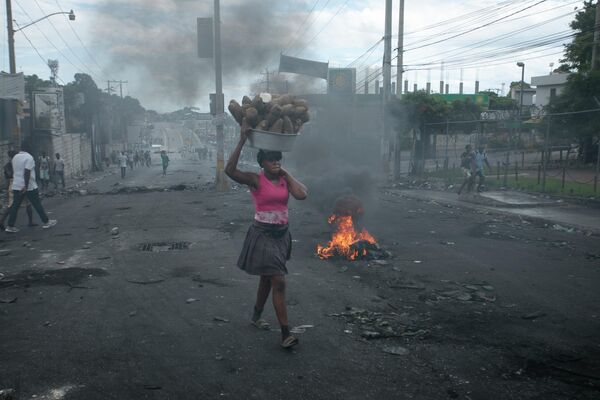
(400, 108), (600, 195)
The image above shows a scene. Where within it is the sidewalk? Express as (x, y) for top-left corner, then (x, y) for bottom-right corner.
(392, 188), (600, 234)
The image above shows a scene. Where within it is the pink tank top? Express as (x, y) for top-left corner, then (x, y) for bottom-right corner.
(251, 171), (289, 225)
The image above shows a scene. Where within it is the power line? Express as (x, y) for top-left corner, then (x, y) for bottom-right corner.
(284, 0), (321, 53)
(13, 0), (89, 80)
(31, 0), (97, 79)
(407, 9), (579, 68)
(404, 0), (548, 53)
(53, 0), (107, 80)
(346, 38), (384, 68)
(15, 22), (65, 84)
(295, 0), (351, 57)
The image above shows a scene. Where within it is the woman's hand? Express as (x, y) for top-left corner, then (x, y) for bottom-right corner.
(240, 117), (251, 142)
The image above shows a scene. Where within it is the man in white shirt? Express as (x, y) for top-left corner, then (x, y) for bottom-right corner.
(5, 140), (57, 233)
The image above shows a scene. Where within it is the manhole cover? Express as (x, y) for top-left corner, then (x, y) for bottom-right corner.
(136, 242), (191, 252)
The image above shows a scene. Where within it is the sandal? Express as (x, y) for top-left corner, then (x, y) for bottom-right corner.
(281, 335), (299, 349)
(251, 319), (270, 330)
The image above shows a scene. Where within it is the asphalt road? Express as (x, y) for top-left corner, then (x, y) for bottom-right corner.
(1, 132), (599, 399)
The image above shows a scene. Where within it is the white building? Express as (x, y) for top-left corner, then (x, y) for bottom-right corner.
(531, 73), (570, 107)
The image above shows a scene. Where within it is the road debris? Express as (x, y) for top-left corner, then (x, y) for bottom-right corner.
(129, 311), (138, 317)
(290, 324), (314, 334)
(111, 227), (120, 235)
(0, 388), (16, 400)
(0, 250), (11, 257)
(0, 297), (17, 304)
(382, 346), (410, 356)
(126, 279), (165, 285)
(522, 311), (546, 320)
(213, 316), (229, 323)
(186, 298), (198, 304)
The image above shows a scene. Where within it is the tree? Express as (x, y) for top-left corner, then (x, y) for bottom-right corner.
(559, 1), (596, 72)
(549, 1), (600, 163)
(479, 90), (517, 111)
(24, 74), (52, 94)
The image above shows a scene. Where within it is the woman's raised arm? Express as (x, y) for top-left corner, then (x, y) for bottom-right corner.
(225, 118), (259, 188)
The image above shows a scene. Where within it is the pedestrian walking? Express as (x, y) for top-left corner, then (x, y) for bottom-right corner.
(458, 145), (475, 195)
(38, 152), (51, 192)
(127, 152), (134, 171)
(225, 118), (308, 349)
(160, 150), (169, 176)
(53, 153), (65, 189)
(0, 150), (36, 230)
(118, 152), (128, 179)
(474, 145), (492, 193)
(4, 141), (57, 233)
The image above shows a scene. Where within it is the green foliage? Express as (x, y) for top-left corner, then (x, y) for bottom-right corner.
(24, 74), (52, 93)
(389, 91), (449, 130)
(559, 1), (596, 72)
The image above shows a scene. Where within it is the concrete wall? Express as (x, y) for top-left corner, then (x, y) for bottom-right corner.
(534, 85), (565, 107)
(51, 133), (92, 178)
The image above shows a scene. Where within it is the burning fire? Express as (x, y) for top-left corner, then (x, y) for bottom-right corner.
(317, 214), (378, 260)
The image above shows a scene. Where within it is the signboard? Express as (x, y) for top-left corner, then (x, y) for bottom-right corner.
(197, 17), (214, 59)
(435, 94), (490, 107)
(328, 68), (356, 95)
(33, 91), (64, 131)
(279, 54), (329, 79)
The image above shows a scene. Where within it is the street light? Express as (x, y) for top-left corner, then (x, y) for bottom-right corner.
(5, 0), (76, 74)
(516, 62), (525, 117)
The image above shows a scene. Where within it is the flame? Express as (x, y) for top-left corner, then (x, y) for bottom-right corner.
(317, 214), (377, 260)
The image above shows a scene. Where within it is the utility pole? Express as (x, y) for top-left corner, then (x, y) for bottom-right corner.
(214, 0), (228, 191)
(382, 0), (392, 100)
(592, 0), (600, 70)
(6, 0), (16, 73)
(396, 0), (404, 98)
(381, 0), (393, 177)
(261, 68), (275, 92)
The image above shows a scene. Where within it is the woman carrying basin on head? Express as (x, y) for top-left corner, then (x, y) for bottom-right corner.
(225, 117), (308, 349)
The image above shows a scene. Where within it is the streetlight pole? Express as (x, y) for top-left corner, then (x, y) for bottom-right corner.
(517, 62), (525, 117)
(5, 2), (75, 74)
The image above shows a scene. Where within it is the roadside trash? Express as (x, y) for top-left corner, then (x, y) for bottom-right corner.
(440, 241), (455, 245)
(0, 297), (17, 304)
(387, 278), (425, 290)
(338, 266), (348, 273)
(383, 346), (409, 356)
(82, 245), (91, 249)
(522, 311), (546, 320)
(129, 311), (137, 317)
(373, 260), (389, 266)
(126, 278), (165, 285)
(290, 324), (314, 334)
(0, 388), (16, 400)
(213, 316), (229, 323)
(56, 261), (65, 265)
(344, 329), (352, 334)
(361, 330), (381, 339)
(352, 276), (361, 280)
(215, 354), (224, 361)
(44, 321), (51, 326)
(79, 190), (88, 196)
(111, 227), (119, 235)
(413, 260), (422, 264)
(552, 224), (574, 233)
(186, 298), (197, 304)
(0, 250), (11, 257)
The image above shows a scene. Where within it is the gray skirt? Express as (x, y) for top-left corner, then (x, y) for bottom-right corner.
(237, 221), (292, 276)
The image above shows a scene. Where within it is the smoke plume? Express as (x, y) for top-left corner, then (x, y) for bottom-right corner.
(90, 0), (311, 109)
